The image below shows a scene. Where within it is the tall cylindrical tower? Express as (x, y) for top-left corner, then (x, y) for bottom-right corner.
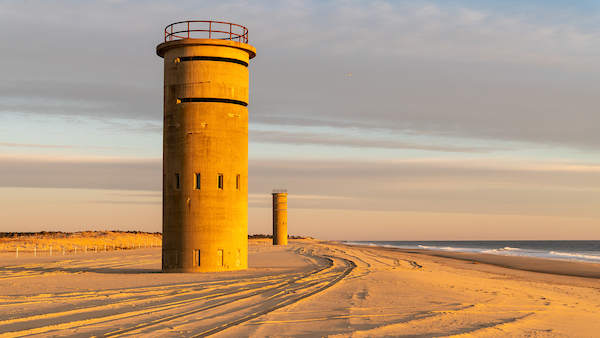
(272, 189), (288, 245)
(157, 21), (256, 272)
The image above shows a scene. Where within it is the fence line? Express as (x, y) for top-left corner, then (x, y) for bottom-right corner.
(5, 242), (162, 258)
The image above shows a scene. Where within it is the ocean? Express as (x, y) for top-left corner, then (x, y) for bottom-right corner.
(342, 240), (600, 264)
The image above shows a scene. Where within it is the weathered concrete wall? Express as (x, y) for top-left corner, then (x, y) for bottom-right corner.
(272, 193), (288, 245)
(157, 39), (256, 272)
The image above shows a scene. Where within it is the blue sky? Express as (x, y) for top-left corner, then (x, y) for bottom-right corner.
(1, 0), (599, 239)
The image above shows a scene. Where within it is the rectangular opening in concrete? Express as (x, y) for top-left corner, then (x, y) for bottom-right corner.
(218, 174), (224, 189)
(194, 250), (200, 266)
(195, 173), (201, 190)
(175, 174), (180, 190)
(236, 174), (240, 190)
(217, 249), (224, 266)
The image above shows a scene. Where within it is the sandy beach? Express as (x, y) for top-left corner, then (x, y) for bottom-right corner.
(1, 239), (599, 337)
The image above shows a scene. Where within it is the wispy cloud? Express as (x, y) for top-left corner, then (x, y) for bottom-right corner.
(92, 200), (161, 205)
(250, 129), (509, 153)
(1, 154), (598, 218)
(0, 81), (161, 121)
(97, 191), (162, 205)
(0, 142), (136, 150)
(249, 157), (600, 217)
(249, 1), (600, 70)
(249, 192), (357, 209)
(0, 155), (161, 191)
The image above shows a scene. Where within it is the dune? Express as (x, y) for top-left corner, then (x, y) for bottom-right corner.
(0, 239), (599, 337)
(0, 231), (162, 258)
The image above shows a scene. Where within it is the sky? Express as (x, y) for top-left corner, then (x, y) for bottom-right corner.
(1, 0), (599, 240)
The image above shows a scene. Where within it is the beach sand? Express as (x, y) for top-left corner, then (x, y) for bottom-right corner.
(1, 240), (599, 337)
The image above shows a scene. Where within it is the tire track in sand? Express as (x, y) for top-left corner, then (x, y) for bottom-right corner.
(0, 251), (346, 338)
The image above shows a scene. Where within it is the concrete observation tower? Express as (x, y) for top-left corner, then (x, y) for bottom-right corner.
(272, 189), (288, 245)
(157, 21), (256, 272)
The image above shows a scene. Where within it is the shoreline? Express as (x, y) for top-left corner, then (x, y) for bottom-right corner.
(339, 240), (600, 265)
(338, 241), (600, 279)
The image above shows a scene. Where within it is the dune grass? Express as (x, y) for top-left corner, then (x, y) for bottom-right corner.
(0, 231), (162, 256)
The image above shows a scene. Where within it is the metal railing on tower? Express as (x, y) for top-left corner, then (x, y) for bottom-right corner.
(164, 20), (249, 43)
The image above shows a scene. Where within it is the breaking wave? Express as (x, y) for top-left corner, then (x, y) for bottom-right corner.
(341, 241), (600, 264)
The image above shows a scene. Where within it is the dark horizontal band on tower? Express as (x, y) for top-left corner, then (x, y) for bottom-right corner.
(178, 56), (248, 67)
(178, 98), (248, 106)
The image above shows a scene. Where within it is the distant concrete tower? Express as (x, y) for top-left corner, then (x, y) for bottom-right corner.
(272, 189), (288, 245)
(157, 21), (256, 272)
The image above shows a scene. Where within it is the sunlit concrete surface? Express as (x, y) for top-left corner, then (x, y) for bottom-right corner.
(272, 190), (288, 245)
(157, 26), (257, 272)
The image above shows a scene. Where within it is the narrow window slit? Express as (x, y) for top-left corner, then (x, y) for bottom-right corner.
(194, 250), (201, 267)
(217, 249), (224, 267)
(195, 173), (201, 190)
(218, 174), (224, 189)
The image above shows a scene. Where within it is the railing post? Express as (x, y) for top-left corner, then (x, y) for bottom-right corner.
(209, 21), (212, 39)
(188, 21), (190, 39)
(230, 23), (232, 41)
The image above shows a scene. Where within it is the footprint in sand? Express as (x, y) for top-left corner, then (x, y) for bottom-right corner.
(353, 291), (370, 300)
